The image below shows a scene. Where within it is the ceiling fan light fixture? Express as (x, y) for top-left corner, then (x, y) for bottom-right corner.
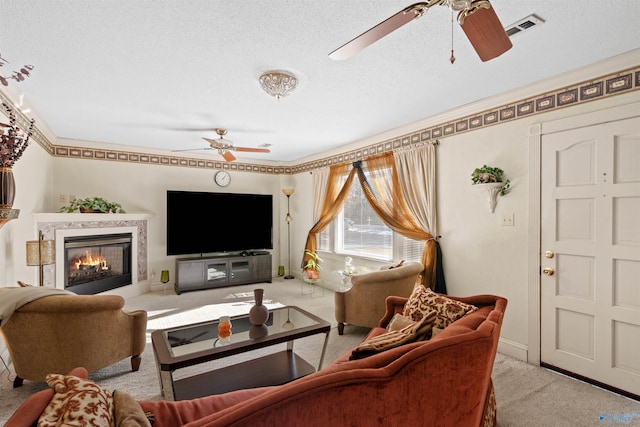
(447, 0), (471, 11)
(259, 70), (298, 100)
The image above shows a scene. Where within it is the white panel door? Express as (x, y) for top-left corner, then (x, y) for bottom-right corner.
(541, 116), (640, 396)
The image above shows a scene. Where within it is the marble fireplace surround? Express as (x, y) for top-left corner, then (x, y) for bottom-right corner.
(32, 213), (151, 290)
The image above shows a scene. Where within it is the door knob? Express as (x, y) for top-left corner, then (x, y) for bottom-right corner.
(545, 251), (554, 259)
(543, 267), (554, 276)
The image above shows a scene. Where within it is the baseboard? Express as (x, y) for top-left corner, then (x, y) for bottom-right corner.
(497, 337), (528, 362)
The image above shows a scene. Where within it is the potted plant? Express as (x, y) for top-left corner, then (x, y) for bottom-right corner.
(58, 197), (126, 213)
(303, 249), (323, 281)
(471, 165), (510, 196)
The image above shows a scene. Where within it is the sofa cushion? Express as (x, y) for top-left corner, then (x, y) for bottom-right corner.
(350, 309), (436, 360)
(403, 285), (478, 329)
(38, 373), (114, 427)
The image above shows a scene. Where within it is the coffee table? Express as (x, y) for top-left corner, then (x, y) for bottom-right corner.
(151, 305), (331, 401)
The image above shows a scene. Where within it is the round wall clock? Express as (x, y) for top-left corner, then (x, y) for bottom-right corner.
(214, 171), (231, 187)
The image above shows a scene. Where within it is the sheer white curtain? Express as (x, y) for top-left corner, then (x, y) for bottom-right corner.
(394, 141), (437, 237)
(311, 167), (329, 223)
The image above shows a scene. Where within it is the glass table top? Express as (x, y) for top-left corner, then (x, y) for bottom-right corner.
(162, 306), (323, 358)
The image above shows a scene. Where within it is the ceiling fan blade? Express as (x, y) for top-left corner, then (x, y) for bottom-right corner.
(329, 2), (433, 60)
(459, 2), (512, 61)
(171, 147), (214, 153)
(222, 151), (236, 162)
(234, 147), (271, 153)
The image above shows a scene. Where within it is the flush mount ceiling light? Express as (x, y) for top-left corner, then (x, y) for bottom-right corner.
(259, 70), (298, 100)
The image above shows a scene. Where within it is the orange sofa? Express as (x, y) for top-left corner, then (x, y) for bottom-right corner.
(7, 293), (506, 427)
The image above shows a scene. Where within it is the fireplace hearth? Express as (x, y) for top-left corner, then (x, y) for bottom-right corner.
(64, 233), (132, 295)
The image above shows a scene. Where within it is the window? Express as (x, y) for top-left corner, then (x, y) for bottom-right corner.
(316, 176), (424, 263)
(337, 181), (392, 260)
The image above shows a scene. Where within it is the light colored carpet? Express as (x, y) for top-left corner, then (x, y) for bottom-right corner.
(1, 278), (639, 426)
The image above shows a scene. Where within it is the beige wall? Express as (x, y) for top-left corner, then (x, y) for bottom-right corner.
(1, 53), (639, 364)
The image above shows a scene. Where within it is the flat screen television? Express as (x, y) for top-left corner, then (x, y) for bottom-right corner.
(166, 190), (273, 256)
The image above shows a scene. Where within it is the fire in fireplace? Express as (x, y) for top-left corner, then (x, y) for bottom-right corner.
(64, 233), (133, 295)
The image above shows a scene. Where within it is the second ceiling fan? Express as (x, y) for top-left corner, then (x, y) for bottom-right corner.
(329, 0), (512, 62)
(174, 128), (270, 162)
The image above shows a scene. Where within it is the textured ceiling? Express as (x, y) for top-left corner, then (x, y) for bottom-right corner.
(1, 1), (640, 163)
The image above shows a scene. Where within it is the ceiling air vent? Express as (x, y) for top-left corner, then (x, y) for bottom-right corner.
(505, 14), (545, 37)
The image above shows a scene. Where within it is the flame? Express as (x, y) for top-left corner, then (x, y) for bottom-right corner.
(73, 251), (109, 271)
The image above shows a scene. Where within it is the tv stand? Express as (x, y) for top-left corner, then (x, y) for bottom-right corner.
(175, 253), (272, 295)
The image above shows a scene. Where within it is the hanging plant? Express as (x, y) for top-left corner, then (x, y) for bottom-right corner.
(471, 165), (510, 196)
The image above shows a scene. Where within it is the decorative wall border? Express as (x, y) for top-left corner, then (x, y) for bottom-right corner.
(290, 66), (640, 174)
(3, 65), (639, 175)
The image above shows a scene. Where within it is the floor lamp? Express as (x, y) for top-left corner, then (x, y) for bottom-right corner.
(26, 230), (56, 287)
(282, 188), (295, 279)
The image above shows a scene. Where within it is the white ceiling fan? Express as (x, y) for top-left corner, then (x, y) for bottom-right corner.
(173, 128), (270, 162)
(329, 0), (512, 62)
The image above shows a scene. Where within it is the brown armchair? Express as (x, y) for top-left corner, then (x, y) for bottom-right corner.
(335, 261), (424, 334)
(0, 292), (147, 387)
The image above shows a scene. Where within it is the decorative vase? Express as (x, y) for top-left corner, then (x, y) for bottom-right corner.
(0, 167), (16, 209)
(249, 324), (269, 339)
(249, 288), (269, 326)
(306, 269), (320, 281)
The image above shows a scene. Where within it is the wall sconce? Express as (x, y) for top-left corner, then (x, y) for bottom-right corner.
(471, 165), (510, 213)
(26, 230), (55, 286)
(475, 182), (505, 213)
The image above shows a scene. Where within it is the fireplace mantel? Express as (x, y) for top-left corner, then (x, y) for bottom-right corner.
(33, 212), (153, 289)
(33, 212), (154, 223)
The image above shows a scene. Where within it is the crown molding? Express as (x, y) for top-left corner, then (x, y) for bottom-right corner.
(2, 49), (639, 175)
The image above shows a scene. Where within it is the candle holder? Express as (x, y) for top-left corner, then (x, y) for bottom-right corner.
(217, 316), (232, 346)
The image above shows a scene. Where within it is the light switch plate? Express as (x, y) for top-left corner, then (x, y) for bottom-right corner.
(501, 213), (514, 226)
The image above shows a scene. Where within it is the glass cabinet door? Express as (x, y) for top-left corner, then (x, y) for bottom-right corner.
(206, 261), (228, 285)
(229, 260), (251, 284)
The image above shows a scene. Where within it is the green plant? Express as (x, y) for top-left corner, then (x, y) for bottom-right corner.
(58, 196), (126, 213)
(303, 250), (323, 272)
(471, 165), (511, 196)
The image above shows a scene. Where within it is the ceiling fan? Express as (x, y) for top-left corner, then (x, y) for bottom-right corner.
(329, 0), (512, 62)
(173, 128), (270, 162)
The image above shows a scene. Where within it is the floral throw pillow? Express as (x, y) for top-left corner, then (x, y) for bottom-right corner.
(38, 374), (114, 427)
(402, 285), (478, 329)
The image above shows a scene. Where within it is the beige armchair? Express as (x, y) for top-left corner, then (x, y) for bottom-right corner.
(335, 261), (424, 334)
(0, 293), (147, 387)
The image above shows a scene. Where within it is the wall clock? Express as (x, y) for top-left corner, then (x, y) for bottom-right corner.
(214, 171), (231, 187)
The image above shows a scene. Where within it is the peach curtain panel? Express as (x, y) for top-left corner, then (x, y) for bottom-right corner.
(302, 164), (357, 268)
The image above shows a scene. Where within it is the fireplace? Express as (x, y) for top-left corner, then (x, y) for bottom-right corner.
(64, 233), (133, 295)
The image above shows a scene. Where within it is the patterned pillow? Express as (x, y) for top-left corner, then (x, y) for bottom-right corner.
(386, 313), (415, 332)
(402, 285), (478, 329)
(350, 309), (436, 360)
(38, 374), (114, 427)
(113, 390), (152, 427)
